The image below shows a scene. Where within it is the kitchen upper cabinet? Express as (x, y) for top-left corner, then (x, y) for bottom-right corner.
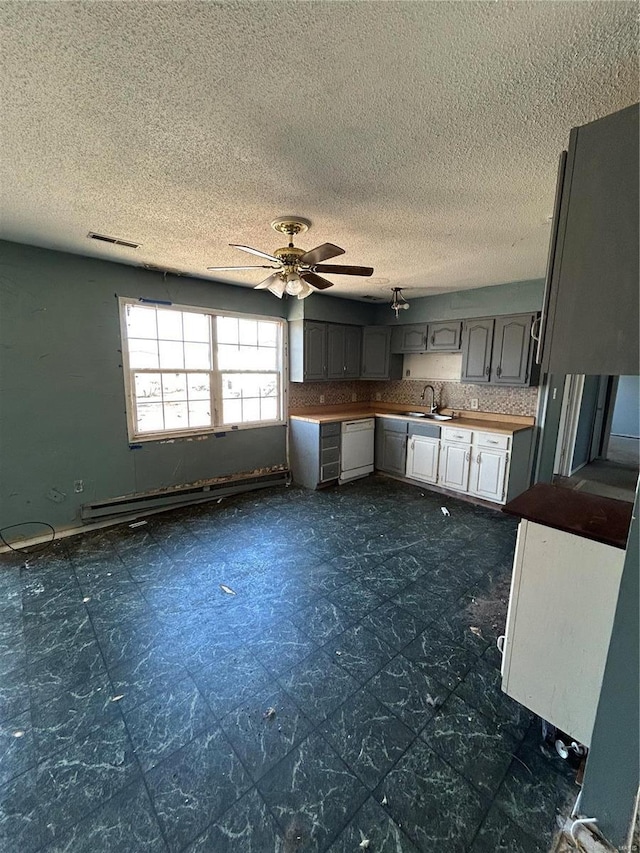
(492, 314), (538, 387)
(327, 324), (362, 379)
(391, 324), (428, 354)
(461, 319), (494, 383)
(427, 321), (462, 352)
(290, 321), (361, 382)
(361, 327), (403, 380)
(375, 418), (408, 475)
(461, 314), (538, 386)
(540, 104), (639, 376)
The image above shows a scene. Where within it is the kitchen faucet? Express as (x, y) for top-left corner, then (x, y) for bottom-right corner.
(420, 384), (438, 413)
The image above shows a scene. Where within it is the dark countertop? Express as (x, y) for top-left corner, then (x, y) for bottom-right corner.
(503, 483), (633, 550)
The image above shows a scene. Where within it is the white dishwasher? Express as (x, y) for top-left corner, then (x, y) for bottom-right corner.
(340, 418), (375, 483)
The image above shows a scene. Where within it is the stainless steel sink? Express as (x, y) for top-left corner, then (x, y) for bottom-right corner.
(402, 411), (453, 421)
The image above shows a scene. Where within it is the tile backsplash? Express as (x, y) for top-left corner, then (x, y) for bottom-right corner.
(289, 379), (539, 418)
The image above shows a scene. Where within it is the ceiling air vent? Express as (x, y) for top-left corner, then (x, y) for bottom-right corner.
(88, 232), (140, 249)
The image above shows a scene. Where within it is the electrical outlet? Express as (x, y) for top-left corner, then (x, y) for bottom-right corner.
(351, 393), (357, 402)
(470, 398), (479, 410)
(375, 392), (382, 401)
(74, 480), (84, 493)
(319, 394), (325, 404)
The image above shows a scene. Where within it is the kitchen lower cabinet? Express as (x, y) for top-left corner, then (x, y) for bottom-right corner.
(469, 446), (508, 502)
(289, 419), (341, 489)
(438, 441), (471, 492)
(375, 418), (408, 475)
(406, 435), (439, 484)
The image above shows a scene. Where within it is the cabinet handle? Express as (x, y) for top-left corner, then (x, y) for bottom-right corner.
(496, 366), (502, 377)
(465, 451), (470, 462)
(530, 316), (541, 342)
(485, 366), (490, 376)
(487, 439), (499, 444)
(431, 334), (435, 346)
(476, 452), (482, 463)
(497, 635), (505, 655)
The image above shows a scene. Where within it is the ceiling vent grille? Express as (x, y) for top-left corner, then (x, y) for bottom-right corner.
(88, 232), (140, 249)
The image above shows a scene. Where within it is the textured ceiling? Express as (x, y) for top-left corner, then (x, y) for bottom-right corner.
(0, 1), (637, 301)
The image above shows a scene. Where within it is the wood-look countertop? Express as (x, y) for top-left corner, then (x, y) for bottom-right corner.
(289, 405), (534, 435)
(502, 483), (633, 550)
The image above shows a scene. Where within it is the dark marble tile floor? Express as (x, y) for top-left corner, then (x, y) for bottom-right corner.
(0, 476), (577, 851)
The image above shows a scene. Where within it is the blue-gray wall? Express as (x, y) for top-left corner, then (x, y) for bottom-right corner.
(373, 278), (545, 324)
(572, 375), (600, 471)
(611, 375), (640, 438)
(0, 240), (288, 532)
(581, 482), (639, 847)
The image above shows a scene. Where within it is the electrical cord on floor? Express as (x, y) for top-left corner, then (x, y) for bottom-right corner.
(0, 521), (56, 561)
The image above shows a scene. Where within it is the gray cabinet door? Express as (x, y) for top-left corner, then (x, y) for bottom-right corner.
(461, 319), (494, 383)
(343, 326), (362, 378)
(493, 314), (534, 386)
(427, 322), (462, 352)
(361, 327), (391, 379)
(375, 419), (408, 475)
(542, 104), (639, 375)
(391, 324), (427, 353)
(304, 322), (327, 381)
(326, 325), (345, 379)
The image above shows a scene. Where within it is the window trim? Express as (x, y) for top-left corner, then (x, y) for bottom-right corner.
(119, 297), (288, 443)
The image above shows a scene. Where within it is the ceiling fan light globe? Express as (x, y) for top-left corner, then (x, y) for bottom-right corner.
(297, 281), (314, 299)
(284, 273), (303, 295)
(267, 280), (286, 298)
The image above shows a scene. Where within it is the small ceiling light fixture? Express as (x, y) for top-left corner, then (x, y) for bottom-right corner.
(390, 287), (410, 318)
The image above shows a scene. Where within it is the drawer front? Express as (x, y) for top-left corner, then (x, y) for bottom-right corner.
(320, 461), (340, 481)
(321, 422), (340, 437)
(376, 417), (408, 433)
(321, 446), (340, 465)
(321, 435), (340, 452)
(475, 431), (510, 450)
(408, 423), (441, 439)
(441, 426), (472, 444)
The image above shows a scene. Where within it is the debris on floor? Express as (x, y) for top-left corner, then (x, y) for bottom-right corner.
(469, 626), (484, 639)
(465, 572), (512, 641)
(110, 694), (125, 703)
(219, 584), (237, 595)
(425, 694), (439, 708)
(358, 838), (371, 849)
(380, 794), (388, 805)
(440, 506), (450, 516)
(263, 706), (277, 721)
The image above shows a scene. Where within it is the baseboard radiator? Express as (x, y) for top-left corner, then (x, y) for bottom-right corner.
(81, 469), (289, 522)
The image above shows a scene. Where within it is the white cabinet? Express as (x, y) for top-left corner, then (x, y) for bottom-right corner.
(501, 520), (625, 746)
(469, 447), (508, 502)
(406, 435), (440, 484)
(439, 441), (471, 492)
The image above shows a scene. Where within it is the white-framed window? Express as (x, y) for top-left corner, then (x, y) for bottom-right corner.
(119, 297), (286, 442)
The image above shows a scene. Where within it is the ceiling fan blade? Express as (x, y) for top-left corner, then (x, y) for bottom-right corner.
(300, 271), (334, 290)
(300, 243), (345, 265)
(312, 264), (374, 277)
(254, 272), (284, 290)
(230, 244), (281, 263)
(207, 265), (279, 271)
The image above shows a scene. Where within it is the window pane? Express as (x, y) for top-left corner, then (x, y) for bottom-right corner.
(222, 398), (242, 424)
(136, 402), (164, 432)
(217, 316), (238, 344)
(238, 319), (257, 346)
(242, 398), (260, 422)
(188, 401), (211, 427)
(258, 322), (278, 347)
(134, 373), (162, 401)
(184, 342), (211, 370)
(221, 373), (278, 403)
(157, 310), (183, 341)
(261, 398), (278, 420)
(164, 401), (188, 429)
(187, 374), (210, 401)
(159, 340), (184, 369)
(183, 312), (210, 342)
(162, 373), (187, 401)
(126, 306), (157, 339)
(217, 344), (275, 371)
(128, 339), (159, 369)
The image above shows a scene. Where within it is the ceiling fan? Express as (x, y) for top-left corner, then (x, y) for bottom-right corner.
(206, 216), (374, 299)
